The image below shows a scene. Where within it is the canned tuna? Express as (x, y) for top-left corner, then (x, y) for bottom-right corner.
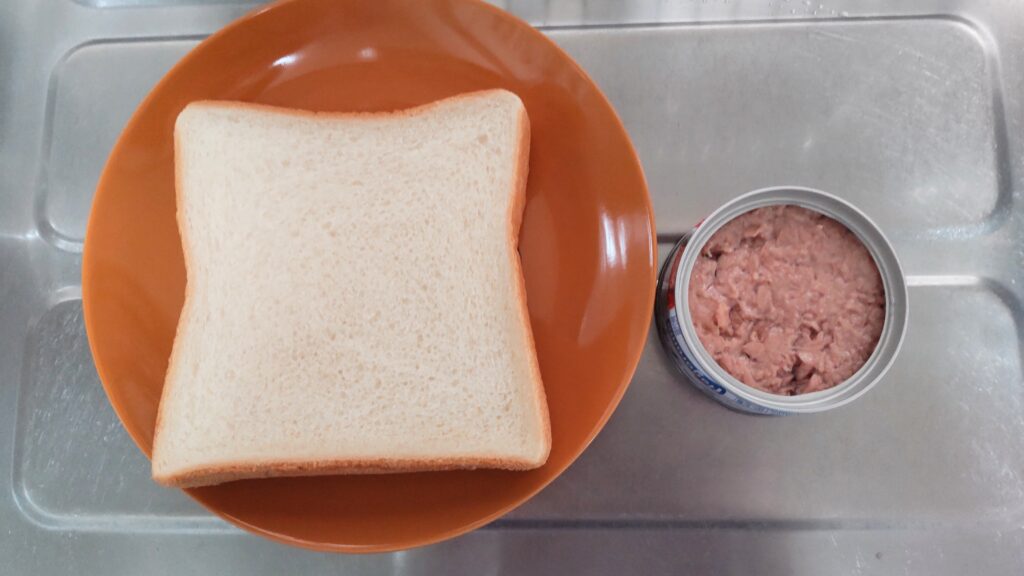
(654, 187), (909, 414)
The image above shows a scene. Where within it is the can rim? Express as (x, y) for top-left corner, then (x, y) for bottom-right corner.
(673, 186), (909, 413)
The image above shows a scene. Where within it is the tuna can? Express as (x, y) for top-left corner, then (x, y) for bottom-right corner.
(655, 186), (909, 415)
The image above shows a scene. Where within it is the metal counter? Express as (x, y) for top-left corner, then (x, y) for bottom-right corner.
(2, 0), (1023, 573)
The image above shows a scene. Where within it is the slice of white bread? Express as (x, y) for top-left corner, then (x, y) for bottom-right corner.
(151, 90), (550, 488)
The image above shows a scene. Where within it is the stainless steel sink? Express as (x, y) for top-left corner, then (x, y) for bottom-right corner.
(3, 0), (1024, 573)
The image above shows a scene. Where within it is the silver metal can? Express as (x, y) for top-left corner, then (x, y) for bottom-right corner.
(655, 186), (909, 415)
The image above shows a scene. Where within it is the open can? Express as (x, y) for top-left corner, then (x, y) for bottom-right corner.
(655, 186), (909, 415)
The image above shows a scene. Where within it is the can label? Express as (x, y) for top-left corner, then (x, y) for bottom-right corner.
(657, 239), (788, 416)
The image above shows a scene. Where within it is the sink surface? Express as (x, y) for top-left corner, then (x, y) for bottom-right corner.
(2, 1), (1024, 573)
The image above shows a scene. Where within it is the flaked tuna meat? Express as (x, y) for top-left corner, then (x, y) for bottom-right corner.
(688, 205), (885, 395)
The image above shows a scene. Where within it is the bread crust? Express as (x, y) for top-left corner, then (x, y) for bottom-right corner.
(155, 455), (543, 488)
(153, 90), (549, 488)
(507, 101), (552, 464)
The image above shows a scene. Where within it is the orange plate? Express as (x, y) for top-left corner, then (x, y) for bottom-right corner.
(83, 0), (654, 553)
